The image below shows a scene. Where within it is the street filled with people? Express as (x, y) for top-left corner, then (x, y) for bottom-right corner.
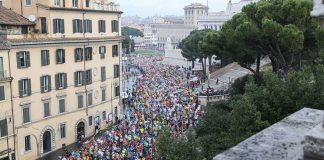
(60, 56), (205, 160)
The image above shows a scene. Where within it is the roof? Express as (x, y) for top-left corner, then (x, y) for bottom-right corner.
(214, 108), (324, 160)
(0, 6), (35, 26)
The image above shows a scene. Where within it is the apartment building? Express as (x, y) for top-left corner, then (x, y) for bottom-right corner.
(0, 0), (123, 159)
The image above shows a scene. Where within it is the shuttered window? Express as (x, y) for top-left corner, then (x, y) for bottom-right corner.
(56, 49), (65, 64)
(59, 99), (65, 113)
(60, 124), (66, 138)
(111, 20), (119, 32)
(25, 135), (31, 151)
(55, 73), (67, 90)
(101, 88), (106, 102)
(112, 45), (118, 57)
(40, 75), (51, 93)
(85, 69), (92, 84)
(99, 46), (106, 59)
(19, 79), (31, 97)
(41, 50), (50, 66)
(98, 20), (106, 33)
(88, 116), (93, 126)
(0, 119), (8, 137)
(74, 48), (83, 62)
(53, 19), (65, 34)
(83, 20), (92, 33)
(113, 65), (119, 78)
(44, 102), (50, 117)
(85, 47), (92, 61)
(102, 111), (106, 120)
(87, 93), (92, 106)
(72, 19), (83, 33)
(16, 51), (30, 68)
(23, 107), (30, 123)
(0, 86), (4, 101)
(114, 86), (120, 97)
(77, 95), (83, 108)
(101, 66), (106, 82)
(74, 71), (83, 86)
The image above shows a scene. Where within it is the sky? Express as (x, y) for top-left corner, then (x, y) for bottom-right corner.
(117, 0), (241, 17)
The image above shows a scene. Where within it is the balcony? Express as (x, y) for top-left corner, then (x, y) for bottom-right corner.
(0, 70), (13, 82)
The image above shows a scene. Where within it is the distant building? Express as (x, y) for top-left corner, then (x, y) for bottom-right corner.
(311, 0), (324, 27)
(198, 0), (258, 30)
(151, 24), (195, 50)
(184, 3), (208, 26)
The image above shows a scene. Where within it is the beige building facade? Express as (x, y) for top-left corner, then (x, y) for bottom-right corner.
(184, 3), (208, 26)
(0, 0), (123, 159)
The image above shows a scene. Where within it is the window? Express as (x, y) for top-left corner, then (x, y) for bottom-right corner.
(41, 50), (50, 66)
(83, 20), (92, 33)
(55, 73), (67, 90)
(87, 92), (92, 106)
(23, 107), (30, 123)
(0, 57), (3, 78)
(74, 48), (83, 62)
(85, 0), (90, 7)
(0, 86), (4, 101)
(56, 49), (65, 64)
(101, 88), (106, 102)
(72, 19), (83, 33)
(101, 66), (106, 82)
(54, 0), (60, 6)
(19, 79), (31, 97)
(40, 75), (51, 93)
(114, 86), (120, 97)
(44, 102), (50, 117)
(84, 47), (92, 61)
(77, 95), (83, 108)
(0, 1), (2, 7)
(99, 46), (106, 59)
(72, 0), (78, 7)
(16, 51), (30, 68)
(111, 20), (119, 32)
(85, 69), (92, 84)
(0, 119), (8, 137)
(98, 20), (106, 33)
(112, 45), (118, 57)
(59, 99), (65, 113)
(60, 124), (66, 138)
(25, 135), (31, 151)
(53, 19), (65, 34)
(41, 17), (47, 33)
(88, 116), (92, 126)
(25, 0), (32, 6)
(102, 111), (106, 121)
(74, 71), (83, 86)
(113, 64), (120, 78)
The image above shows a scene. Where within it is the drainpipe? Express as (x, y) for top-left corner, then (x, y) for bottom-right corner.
(20, 0), (23, 15)
(7, 48), (17, 160)
(82, 11), (89, 116)
(117, 14), (121, 119)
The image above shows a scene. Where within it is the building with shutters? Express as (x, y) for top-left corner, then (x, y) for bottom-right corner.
(0, 0), (123, 159)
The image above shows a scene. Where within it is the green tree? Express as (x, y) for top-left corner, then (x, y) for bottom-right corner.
(179, 29), (211, 75)
(219, 0), (321, 76)
(121, 26), (144, 37)
(155, 128), (173, 160)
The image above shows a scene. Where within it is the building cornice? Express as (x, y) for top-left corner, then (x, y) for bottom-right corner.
(36, 3), (123, 14)
(7, 36), (124, 48)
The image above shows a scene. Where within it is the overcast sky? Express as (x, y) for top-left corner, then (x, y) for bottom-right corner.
(117, 0), (241, 17)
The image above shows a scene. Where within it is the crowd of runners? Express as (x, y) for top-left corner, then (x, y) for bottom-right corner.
(60, 56), (205, 160)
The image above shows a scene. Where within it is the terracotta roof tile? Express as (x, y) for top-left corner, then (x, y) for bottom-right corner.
(0, 6), (35, 25)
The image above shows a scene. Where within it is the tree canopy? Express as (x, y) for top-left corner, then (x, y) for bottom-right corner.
(122, 26), (144, 37)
